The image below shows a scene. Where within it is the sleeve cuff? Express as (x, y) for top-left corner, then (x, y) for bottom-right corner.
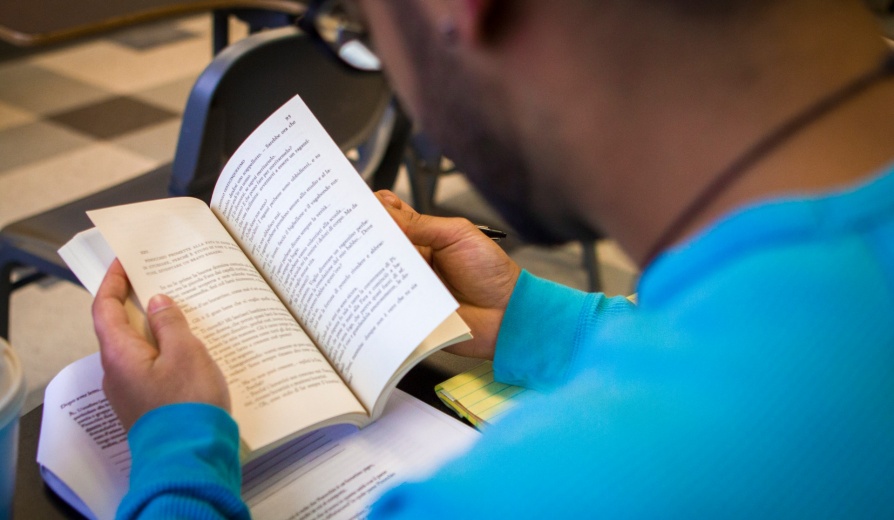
(493, 270), (597, 390)
(493, 270), (637, 391)
(119, 403), (247, 519)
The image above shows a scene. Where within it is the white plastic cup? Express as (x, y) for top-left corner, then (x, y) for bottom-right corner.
(0, 339), (25, 519)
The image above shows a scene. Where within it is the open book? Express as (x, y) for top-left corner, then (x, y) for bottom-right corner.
(58, 94), (471, 460)
(37, 354), (479, 520)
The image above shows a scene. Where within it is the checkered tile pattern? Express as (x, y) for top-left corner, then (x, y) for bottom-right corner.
(0, 15), (222, 228)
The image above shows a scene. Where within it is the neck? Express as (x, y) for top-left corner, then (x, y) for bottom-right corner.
(503, 1), (894, 268)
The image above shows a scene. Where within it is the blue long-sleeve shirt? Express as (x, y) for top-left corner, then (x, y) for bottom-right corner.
(120, 164), (894, 518)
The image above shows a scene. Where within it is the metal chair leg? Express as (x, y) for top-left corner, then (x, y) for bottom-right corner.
(581, 240), (601, 293)
(212, 10), (230, 54)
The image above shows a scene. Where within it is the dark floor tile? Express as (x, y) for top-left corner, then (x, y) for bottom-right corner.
(47, 96), (178, 139)
(0, 37), (89, 64)
(0, 121), (94, 173)
(107, 20), (200, 51)
(0, 63), (112, 115)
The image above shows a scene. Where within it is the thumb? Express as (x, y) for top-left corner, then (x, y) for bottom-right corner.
(402, 211), (479, 251)
(146, 294), (197, 351)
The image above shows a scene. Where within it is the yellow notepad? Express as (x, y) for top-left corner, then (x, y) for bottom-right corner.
(435, 362), (529, 430)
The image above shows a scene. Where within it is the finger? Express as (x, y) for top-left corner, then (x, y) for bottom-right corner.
(400, 212), (481, 252)
(93, 260), (129, 318)
(374, 190), (419, 214)
(374, 194), (452, 245)
(145, 294), (203, 357)
(374, 191), (436, 260)
(94, 261), (158, 377)
(93, 260), (144, 347)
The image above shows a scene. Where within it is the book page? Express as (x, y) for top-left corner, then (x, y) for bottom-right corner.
(210, 95), (459, 411)
(37, 353), (128, 520)
(244, 390), (479, 519)
(87, 198), (365, 453)
(56, 227), (116, 295)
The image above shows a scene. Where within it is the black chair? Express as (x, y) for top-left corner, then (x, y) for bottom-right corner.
(0, 26), (409, 340)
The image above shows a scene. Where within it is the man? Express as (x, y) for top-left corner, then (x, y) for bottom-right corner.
(93, 0), (894, 517)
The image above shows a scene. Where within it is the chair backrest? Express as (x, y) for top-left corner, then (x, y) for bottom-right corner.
(169, 26), (393, 202)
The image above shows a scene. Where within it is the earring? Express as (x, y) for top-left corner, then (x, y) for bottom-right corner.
(439, 18), (459, 45)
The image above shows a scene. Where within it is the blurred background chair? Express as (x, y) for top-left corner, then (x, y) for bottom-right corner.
(0, 25), (408, 340)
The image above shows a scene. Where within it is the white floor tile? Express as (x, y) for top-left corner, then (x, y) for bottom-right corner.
(174, 13), (214, 36)
(112, 119), (181, 163)
(0, 100), (37, 131)
(133, 76), (198, 113)
(9, 281), (98, 414)
(32, 38), (210, 95)
(0, 143), (158, 226)
(0, 61), (113, 115)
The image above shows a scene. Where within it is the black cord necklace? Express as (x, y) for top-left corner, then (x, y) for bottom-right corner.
(643, 52), (894, 267)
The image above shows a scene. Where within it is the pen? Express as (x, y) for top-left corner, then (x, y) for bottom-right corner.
(477, 225), (508, 241)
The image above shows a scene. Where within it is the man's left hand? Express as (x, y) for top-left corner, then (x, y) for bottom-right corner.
(92, 260), (231, 430)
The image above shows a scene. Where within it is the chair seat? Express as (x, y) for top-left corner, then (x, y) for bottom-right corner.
(0, 164), (173, 284)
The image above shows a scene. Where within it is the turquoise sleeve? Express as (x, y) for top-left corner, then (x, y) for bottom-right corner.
(493, 270), (635, 391)
(116, 403), (249, 520)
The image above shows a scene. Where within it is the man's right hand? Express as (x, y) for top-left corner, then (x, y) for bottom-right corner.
(375, 190), (522, 360)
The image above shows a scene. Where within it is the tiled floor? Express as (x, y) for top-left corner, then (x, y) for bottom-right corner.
(0, 14), (638, 414)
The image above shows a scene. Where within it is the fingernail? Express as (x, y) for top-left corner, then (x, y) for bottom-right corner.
(147, 294), (174, 314)
(378, 191), (400, 208)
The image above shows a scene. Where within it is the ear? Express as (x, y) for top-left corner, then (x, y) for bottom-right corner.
(451, 0), (499, 44)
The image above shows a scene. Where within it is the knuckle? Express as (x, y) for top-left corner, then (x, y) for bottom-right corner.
(450, 216), (474, 229)
(150, 307), (183, 333)
(406, 210), (427, 226)
(99, 344), (127, 373)
(447, 217), (477, 238)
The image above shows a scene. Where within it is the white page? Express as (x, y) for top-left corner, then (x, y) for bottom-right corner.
(37, 353), (128, 520)
(57, 228), (116, 295)
(244, 390), (479, 519)
(210, 95), (459, 411)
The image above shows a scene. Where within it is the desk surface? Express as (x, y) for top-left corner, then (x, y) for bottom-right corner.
(0, 0), (303, 46)
(13, 351), (479, 519)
